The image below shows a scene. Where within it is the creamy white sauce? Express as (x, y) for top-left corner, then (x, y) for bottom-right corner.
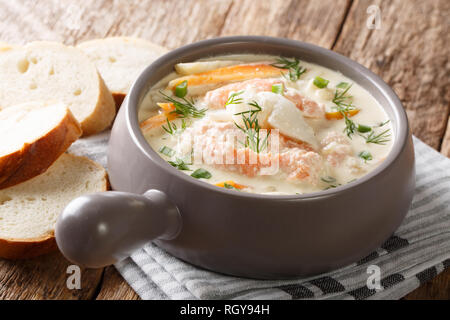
(139, 54), (393, 195)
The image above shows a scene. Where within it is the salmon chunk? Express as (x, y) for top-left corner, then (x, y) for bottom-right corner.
(320, 132), (353, 166)
(203, 78), (282, 109)
(177, 119), (325, 185)
(285, 89), (325, 119)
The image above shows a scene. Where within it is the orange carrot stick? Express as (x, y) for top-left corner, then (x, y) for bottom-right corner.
(140, 103), (177, 132)
(215, 180), (246, 190)
(325, 109), (360, 120)
(167, 64), (286, 91)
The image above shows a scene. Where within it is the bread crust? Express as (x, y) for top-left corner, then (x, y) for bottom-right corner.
(0, 108), (82, 189)
(0, 41), (116, 136)
(0, 234), (57, 259)
(80, 72), (116, 135)
(77, 37), (167, 109)
(112, 92), (126, 110)
(0, 154), (109, 259)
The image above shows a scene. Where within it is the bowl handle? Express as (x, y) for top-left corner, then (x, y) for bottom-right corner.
(55, 189), (182, 268)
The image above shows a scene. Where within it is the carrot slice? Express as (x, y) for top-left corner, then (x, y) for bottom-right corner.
(140, 103), (177, 132)
(157, 102), (175, 112)
(325, 109), (360, 120)
(215, 180), (246, 190)
(167, 64), (285, 91)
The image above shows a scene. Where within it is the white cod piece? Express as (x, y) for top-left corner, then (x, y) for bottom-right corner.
(226, 89), (274, 128)
(262, 92), (319, 149)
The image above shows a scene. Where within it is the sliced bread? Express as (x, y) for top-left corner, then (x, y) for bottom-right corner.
(0, 41), (116, 135)
(0, 101), (82, 190)
(0, 153), (108, 259)
(77, 37), (167, 107)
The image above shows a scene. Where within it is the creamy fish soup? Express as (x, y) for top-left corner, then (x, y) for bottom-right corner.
(139, 55), (393, 195)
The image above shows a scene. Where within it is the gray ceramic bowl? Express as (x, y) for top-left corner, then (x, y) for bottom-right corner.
(55, 36), (415, 279)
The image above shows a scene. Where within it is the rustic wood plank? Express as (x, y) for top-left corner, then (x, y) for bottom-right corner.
(333, 0), (450, 300)
(0, 0), (234, 49)
(333, 0), (450, 151)
(220, 0), (351, 48)
(96, 266), (140, 300)
(441, 124), (450, 157)
(0, 252), (102, 299)
(404, 268), (450, 300)
(0, 0), (447, 300)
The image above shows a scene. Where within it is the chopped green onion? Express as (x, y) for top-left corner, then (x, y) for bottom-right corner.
(159, 146), (175, 157)
(313, 76), (329, 89)
(168, 158), (190, 170)
(357, 124), (372, 133)
(336, 82), (349, 89)
(271, 83), (284, 94)
(224, 183), (240, 190)
(321, 176), (337, 183)
(175, 80), (188, 98)
(191, 168), (212, 179)
(359, 151), (373, 162)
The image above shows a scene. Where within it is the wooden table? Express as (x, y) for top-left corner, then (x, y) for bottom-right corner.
(0, 0), (448, 300)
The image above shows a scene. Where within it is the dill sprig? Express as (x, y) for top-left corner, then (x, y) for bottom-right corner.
(332, 84), (355, 111)
(365, 128), (391, 145)
(225, 91), (244, 106)
(271, 57), (306, 81)
(331, 84), (358, 138)
(162, 118), (186, 135)
(234, 101), (270, 153)
(159, 91), (206, 118)
(331, 84), (391, 144)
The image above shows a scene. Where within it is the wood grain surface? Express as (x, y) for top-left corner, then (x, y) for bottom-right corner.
(0, 252), (102, 299)
(0, 0), (448, 300)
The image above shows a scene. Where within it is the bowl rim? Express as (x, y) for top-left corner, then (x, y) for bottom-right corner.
(124, 35), (409, 200)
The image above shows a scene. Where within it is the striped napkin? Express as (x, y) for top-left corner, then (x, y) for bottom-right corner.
(70, 135), (450, 300)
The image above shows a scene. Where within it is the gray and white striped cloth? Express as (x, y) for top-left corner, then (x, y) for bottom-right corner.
(70, 134), (450, 300)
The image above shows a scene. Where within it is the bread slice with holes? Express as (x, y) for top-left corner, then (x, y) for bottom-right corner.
(0, 101), (82, 190)
(77, 37), (167, 107)
(0, 41), (116, 135)
(0, 153), (108, 259)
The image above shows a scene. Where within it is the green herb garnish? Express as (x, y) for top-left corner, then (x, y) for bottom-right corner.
(159, 145), (175, 157)
(321, 176), (337, 183)
(359, 151), (373, 162)
(224, 183), (240, 191)
(331, 84), (391, 144)
(191, 168), (212, 179)
(160, 91), (206, 119)
(313, 76), (329, 88)
(175, 80), (188, 98)
(168, 158), (191, 171)
(321, 176), (341, 189)
(162, 118), (186, 135)
(271, 57), (306, 81)
(365, 129), (391, 145)
(225, 91), (244, 106)
(234, 101), (270, 153)
(336, 82), (349, 89)
(375, 120), (390, 128)
(357, 124), (372, 133)
(271, 83), (284, 94)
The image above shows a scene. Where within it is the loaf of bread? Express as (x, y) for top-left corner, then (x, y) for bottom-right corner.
(0, 101), (82, 189)
(77, 37), (167, 107)
(0, 153), (108, 259)
(0, 41), (116, 135)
